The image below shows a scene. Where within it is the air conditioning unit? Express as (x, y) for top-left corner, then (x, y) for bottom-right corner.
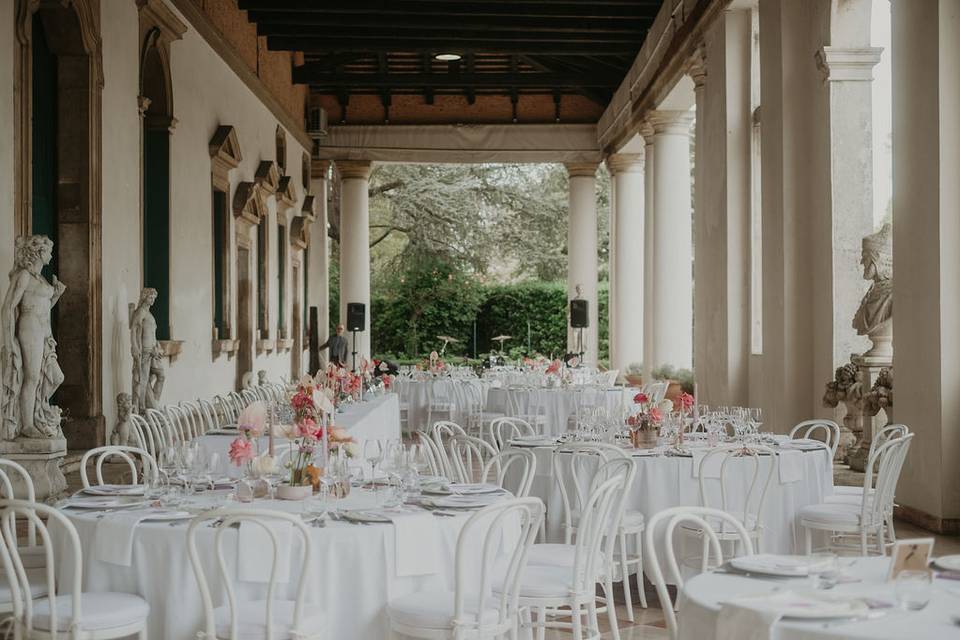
(307, 106), (328, 137)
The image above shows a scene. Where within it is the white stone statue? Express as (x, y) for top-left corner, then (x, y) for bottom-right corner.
(257, 370), (268, 386)
(130, 288), (165, 413)
(853, 223), (893, 358)
(110, 392), (134, 446)
(1, 235), (66, 440)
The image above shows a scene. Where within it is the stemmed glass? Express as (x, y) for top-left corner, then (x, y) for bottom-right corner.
(364, 439), (384, 487)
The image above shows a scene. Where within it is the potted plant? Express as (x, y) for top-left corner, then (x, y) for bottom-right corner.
(626, 391), (663, 449)
(652, 364), (695, 401)
(625, 362), (644, 387)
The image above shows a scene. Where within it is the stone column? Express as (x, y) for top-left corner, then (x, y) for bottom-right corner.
(337, 160), (372, 364)
(641, 122), (656, 381)
(309, 160), (331, 367)
(694, 12), (753, 407)
(891, 0), (960, 529)
(648, 110), (695, 371)
(607, 153), (645, 376)
(565, 163), (599, 366)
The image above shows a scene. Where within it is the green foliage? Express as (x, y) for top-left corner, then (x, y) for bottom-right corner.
(651, 364), (695, 394)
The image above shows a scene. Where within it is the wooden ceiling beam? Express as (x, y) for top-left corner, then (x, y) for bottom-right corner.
(247, 12), (651, 33)
(256, 24), (643, 43)
(292, 70), (622, 88)
(239, 0), (657, 19)
(270, 37), (639, 55)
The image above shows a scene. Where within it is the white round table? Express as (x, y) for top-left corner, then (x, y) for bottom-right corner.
(50, 489), (514, 640)
(514, 442), (833, 553)
(487, 386), (628, 436)
(679, 556), (960, 639)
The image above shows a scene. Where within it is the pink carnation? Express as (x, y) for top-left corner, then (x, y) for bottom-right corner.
(649, 408), (663, 423)
(633, 392), (649, 404)
(228, 437), (254, 466)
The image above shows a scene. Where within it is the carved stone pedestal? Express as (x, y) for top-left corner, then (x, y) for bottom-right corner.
(846, 353), (892, 472)
(0, 437), (68, 501)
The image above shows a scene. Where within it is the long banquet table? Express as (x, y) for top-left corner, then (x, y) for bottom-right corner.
(51, 488), (514, 639)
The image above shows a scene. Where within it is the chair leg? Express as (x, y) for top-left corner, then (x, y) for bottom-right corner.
(618, 532), (634, 622)
(886, 513), (898, 544)
(636, 529), (647, 609)
(604, 578), (621, 640)
(804, 526), (812, 554)
(571, 602), (583, 640)
(536, 606), (547, 640)
(877, 525), (886, 556)
(860, 530), (869, 556)
(138, 625), (149, 640)
(587, 595), (600, 640)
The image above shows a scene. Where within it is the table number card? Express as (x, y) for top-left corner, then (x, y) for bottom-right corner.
(887, 538), (935, 580)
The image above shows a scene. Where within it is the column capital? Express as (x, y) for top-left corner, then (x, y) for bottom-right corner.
(687, 44), (707, 88)
(639, 118), (655, 142)
(815, 46), (883, 82)
(647, 110), (695, 135)
(606, 153), (644, 175)
(336, 159), (372, 180)
(311, 159), (333, 178)
(565, 162), (599, 178)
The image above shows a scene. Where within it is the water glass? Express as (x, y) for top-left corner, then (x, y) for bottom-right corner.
(895, 570), (932, 610)
(808, 552), (839, 589)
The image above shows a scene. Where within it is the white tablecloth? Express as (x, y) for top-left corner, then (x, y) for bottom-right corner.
(679, 556), (960, 639)
(50, 489), (514, 640)
(515, 444), (833, 553)
(198, 393), (401, 476)
(487, 387), (628, 436)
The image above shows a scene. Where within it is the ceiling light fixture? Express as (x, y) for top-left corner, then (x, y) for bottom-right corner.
(434, 53), (462, 62)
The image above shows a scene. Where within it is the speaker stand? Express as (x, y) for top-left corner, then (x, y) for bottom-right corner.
(350, 330), (359, 372)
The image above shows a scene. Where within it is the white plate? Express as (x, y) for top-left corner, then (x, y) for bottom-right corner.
(780, 439), (825, 451)
(62, 498), (148, 510)
(509, 438), (557, 448)
(729, 554), (831, 577)
(631, 448), (662, 457)
(933, 555), (960, 571)
(422, 495), (500, 509)
(142, 510), (193, 522)
(81, 484), (145, 496)
(756, 594), (869, 620)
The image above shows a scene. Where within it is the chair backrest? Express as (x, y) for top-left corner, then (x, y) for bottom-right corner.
(449, 435), (499, 484)
(0, 500), (84, 635)
(644, 506), (755, 638)
(569, 468), (628, 595)
(789, 419), (841, 459)
(697, 445), (777, 534)
(165, 404), (191, 442)
(488, 417), (536, 451)
(869, 423), (909, 469)
(0, 461), (37, 548)
(80, 445), (158, 488)
(178, 401), (205, 440)
(506, 388), (543, 423)
(187, 509), (313, 640)
(553, 443), (622, 544)
(454, 499), (544, 635)
(212, 394), (234, 424)
(415, 430), (445, 477)
(197, 398), (218, 431)
(430, 421), (466, 478)
(145, 407), (178, 447)
(481, 449), (537, 497)
(861, 433), (913, 527)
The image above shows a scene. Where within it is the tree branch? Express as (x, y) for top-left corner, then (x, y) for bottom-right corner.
(369, 180), (403, 198)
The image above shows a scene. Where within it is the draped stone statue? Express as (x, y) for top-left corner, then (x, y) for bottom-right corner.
(130, 288), (165, 413)
(257, 370), (268, 386)
(0, 235), (66, 441)
(853, 223), (893, 358)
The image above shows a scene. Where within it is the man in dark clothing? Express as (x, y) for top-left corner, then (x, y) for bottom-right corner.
(319, 323), (349, 367)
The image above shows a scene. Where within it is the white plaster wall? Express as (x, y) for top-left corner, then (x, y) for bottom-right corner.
(0, 0), (14, 306)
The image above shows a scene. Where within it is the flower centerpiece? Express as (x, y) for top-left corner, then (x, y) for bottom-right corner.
(673, 392), (695, 449)
(626, 392), (663, 449)
(228, 401), (271, 500)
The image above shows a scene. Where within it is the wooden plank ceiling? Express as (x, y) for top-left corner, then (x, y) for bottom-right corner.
(241, 0), (662, 119)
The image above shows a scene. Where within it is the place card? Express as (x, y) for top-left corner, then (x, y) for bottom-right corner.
(887, 537), (935, 580)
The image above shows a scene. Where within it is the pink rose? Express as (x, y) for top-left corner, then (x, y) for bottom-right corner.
(228, 437), (254, 466)
(649, 408), (663, 423)
(633, 392), (649, 404)
(297, 417), (320, 439)
(678, 392), (695, 411)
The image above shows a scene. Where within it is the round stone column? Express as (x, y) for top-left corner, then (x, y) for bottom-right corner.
(641, 121), (656, 380)
(607, 153), (645, 376)
(565, 163), (599, 366)
(337, 160), (372, 363)
(649, 110), (695, 370)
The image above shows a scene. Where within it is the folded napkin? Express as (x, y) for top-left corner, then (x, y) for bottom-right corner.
(94, 509), (156, 566)
(385, 510), (440, 577)
(778, 450), (804, 484)
(692, 450), (724, 478)
(237, 519), (293, 583)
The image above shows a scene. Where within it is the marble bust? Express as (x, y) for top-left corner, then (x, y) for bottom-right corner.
(130, 288), (165, 412)
(853, 223), (893, 358)
(110, 392), (134, 446)
(0, 235), (66, 440)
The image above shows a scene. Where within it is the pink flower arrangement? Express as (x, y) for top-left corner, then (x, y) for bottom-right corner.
(228, 436), (254, 466)
(545, 359), (562, 376)
(676, 392), (695, 413)
(237, 401), (267, 437)
(626, 393), (662, 432)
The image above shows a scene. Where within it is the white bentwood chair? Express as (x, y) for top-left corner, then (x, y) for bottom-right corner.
(481, 449), (537, 498)
(0, 460), (46, 591)
(644, 506), (755, 639)
(486, 418), (536, 452)
(387, 498), (544, 639)
(800, 432), (913, 555)
(416, 430), (447, 477)
(449, 435), (499, 484)
(0, 500), (150, 639)
(80, 446), (159, 489)
(431, 421), (467, 479)
(187, 509), (325, 639)
(499, 462), (628, 640)
(788, 419), (842, 460)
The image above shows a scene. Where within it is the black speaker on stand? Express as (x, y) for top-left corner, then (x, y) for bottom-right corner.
(346, 303), (366, 371)
(569, 299), (589, 363)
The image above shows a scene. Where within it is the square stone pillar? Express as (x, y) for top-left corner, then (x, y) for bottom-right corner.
(693, 10), (753, 407)
(891, 0), (960, 532)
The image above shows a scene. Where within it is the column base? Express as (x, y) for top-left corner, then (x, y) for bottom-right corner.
(0, 437), (68, 501)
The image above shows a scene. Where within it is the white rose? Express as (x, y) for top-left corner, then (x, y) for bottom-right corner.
(251, 453), (278, 475)
(343, 442), (360, 458)
(658, 399), (676, 414)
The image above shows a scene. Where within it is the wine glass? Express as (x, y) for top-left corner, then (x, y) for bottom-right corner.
(364, 439), (384, 486)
